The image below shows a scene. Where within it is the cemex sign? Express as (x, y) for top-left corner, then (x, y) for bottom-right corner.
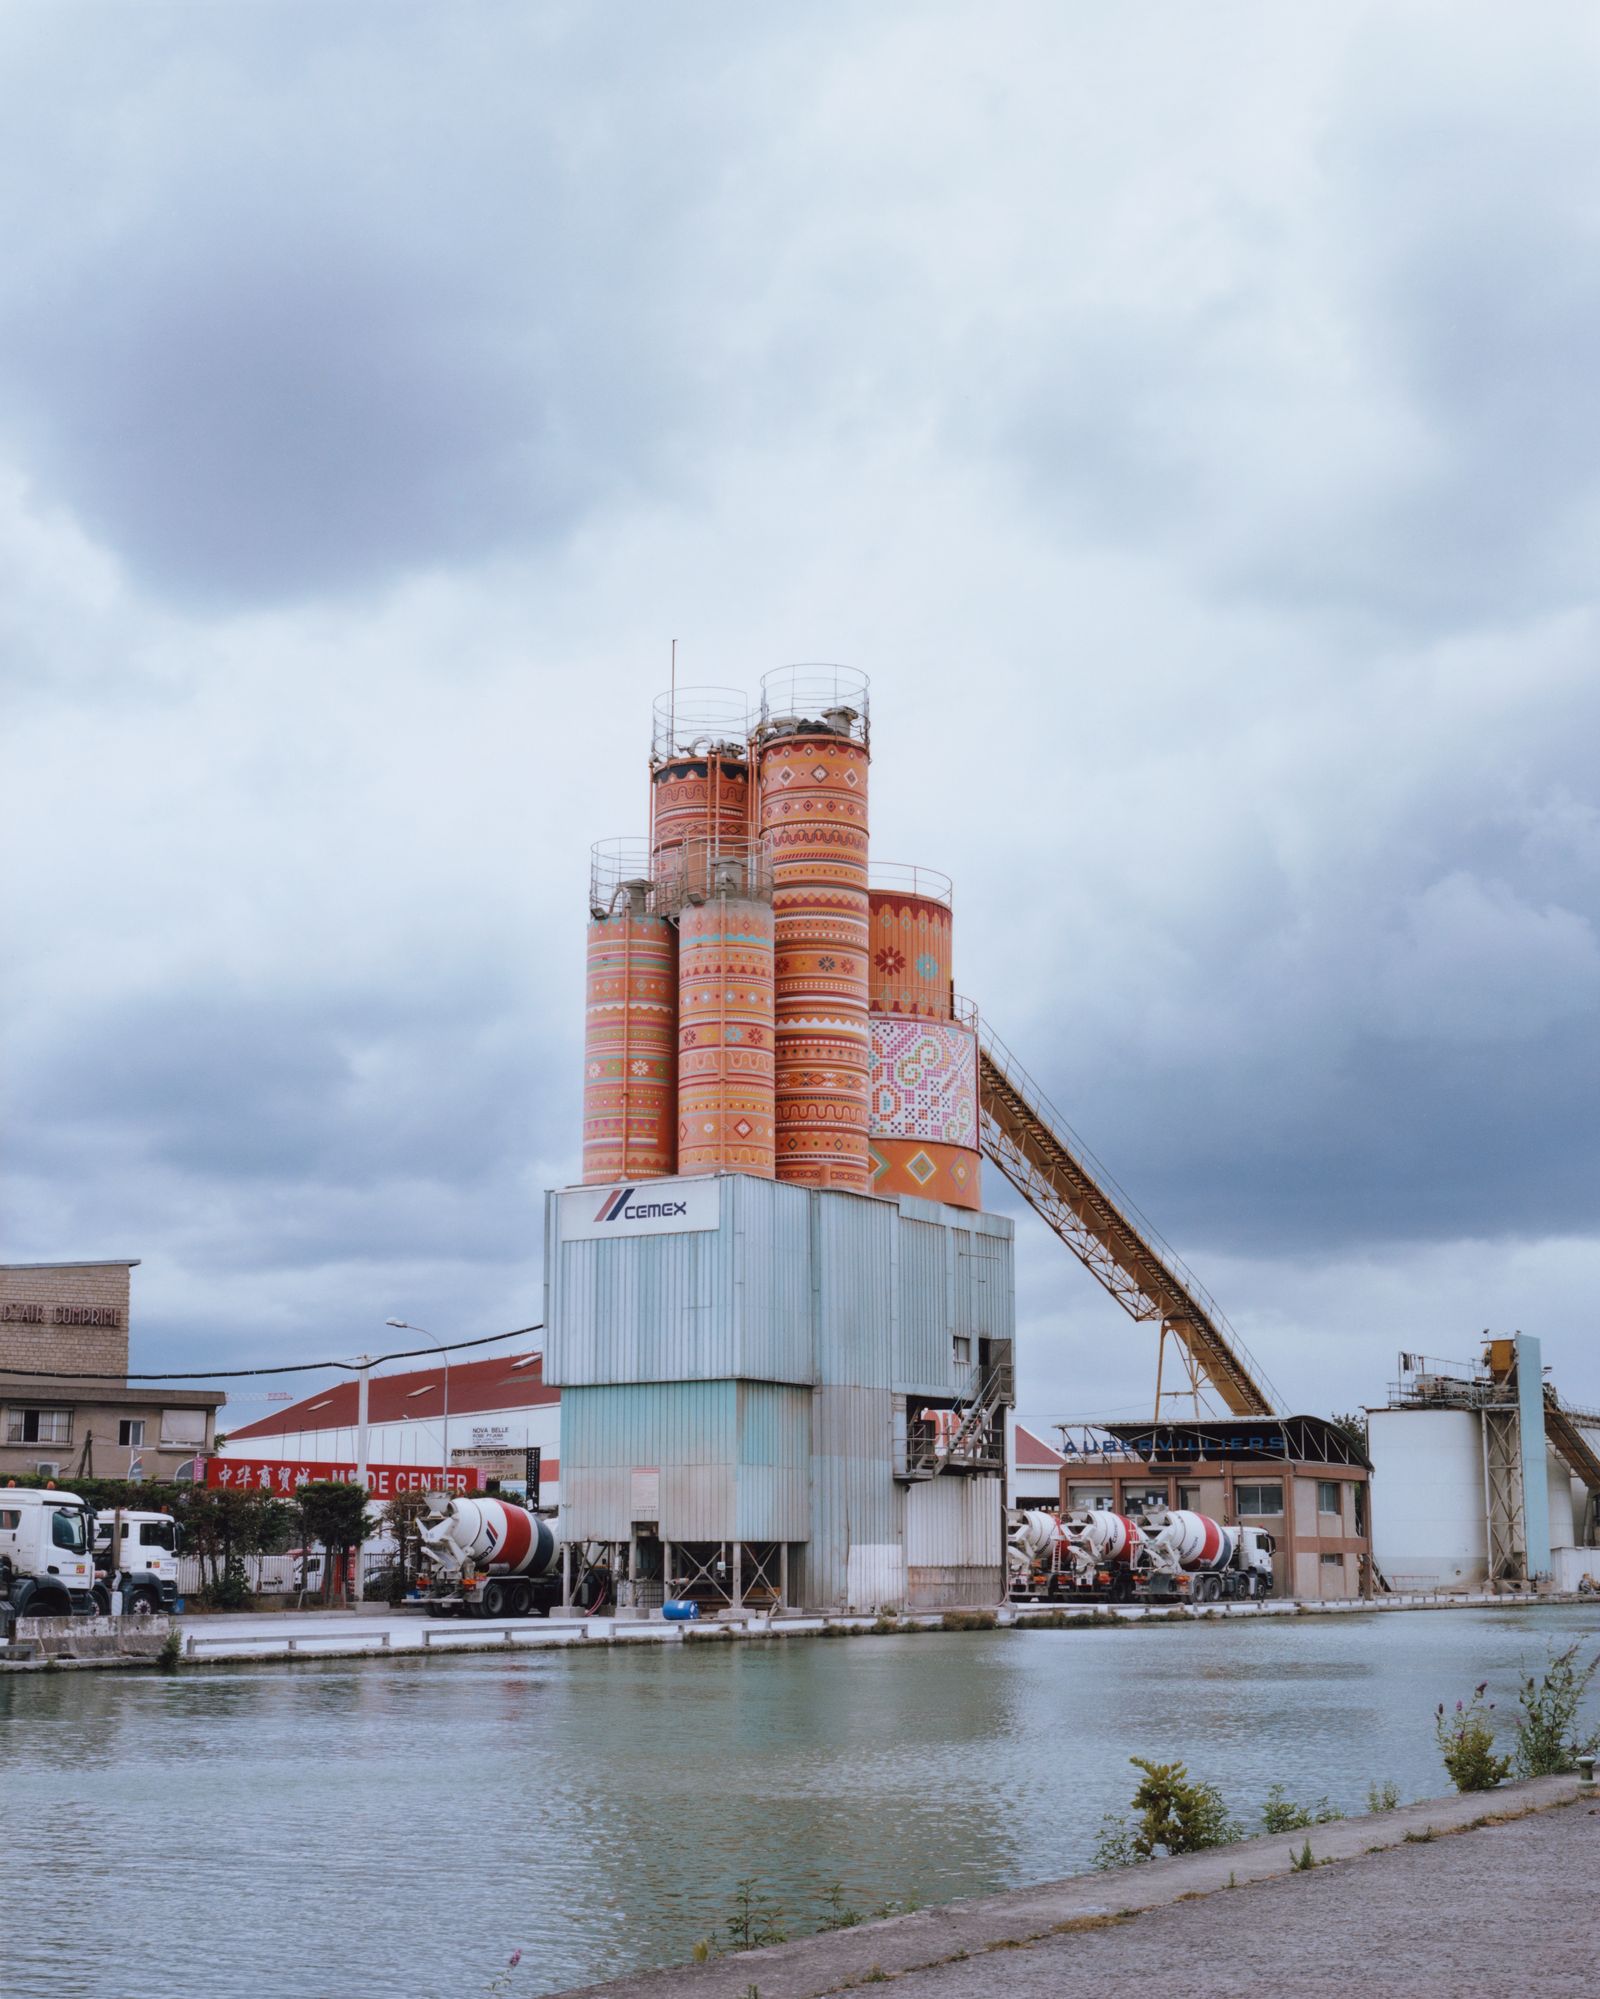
(205, 1458), (482, 1498)
(560, 1175), (720, 1241)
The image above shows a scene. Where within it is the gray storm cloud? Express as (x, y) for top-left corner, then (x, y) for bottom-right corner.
(2, 2), (1597, 1430)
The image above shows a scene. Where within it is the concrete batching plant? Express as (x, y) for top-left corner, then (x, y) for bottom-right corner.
(552, 669), (1008, 1613)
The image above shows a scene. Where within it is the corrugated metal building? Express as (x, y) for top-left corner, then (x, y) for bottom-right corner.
(545, 1172), (1013, 1612)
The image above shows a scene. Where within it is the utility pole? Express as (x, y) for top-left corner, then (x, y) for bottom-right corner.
(352, 1355), (372, 1604)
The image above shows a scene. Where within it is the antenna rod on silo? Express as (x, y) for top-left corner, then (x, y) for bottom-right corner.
(670, 638), (677, 749)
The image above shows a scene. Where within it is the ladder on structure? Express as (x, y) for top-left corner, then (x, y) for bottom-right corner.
(974, 1017), (1279, 1420)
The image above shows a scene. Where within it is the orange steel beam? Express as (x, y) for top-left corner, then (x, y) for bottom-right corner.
(976, 1035), (1277, 1419)
(1543, 1389), (1600, 1495)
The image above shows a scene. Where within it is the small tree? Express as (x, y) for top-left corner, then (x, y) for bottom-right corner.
(296, 1482), (376, 1603)
(1095, 1757), (1241, 1867)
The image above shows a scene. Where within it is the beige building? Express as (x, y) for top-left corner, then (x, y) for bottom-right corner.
(1055, 1415), (1374, 1601)
(0, 1260), (224, 1482)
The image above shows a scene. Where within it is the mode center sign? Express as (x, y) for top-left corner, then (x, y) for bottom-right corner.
(206, 1458), (482, 1499)
(561, 1175), (720, 1242)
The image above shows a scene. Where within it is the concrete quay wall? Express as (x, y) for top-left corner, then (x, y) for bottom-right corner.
(553, 1776), (1592, 1999)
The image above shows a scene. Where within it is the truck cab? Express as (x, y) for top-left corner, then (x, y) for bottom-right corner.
(93, 1509), (183, 1614)
(0, 1488), (98, 1619)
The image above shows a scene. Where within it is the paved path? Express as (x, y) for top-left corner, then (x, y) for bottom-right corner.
(559, 1778), (1595, 1999)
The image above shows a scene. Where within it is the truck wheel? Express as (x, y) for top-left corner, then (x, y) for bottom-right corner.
(92, 1582), (112, 1616)
(480, 1581), (508, 1618)
(128, 1588), (160, 1616)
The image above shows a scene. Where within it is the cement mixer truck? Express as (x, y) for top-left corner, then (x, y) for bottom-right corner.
(414, 1495), (563, 1618)
(1008, 1506), (1276, 1604)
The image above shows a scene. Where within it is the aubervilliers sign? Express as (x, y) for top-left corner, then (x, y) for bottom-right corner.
(205, 1458), (482, 1498)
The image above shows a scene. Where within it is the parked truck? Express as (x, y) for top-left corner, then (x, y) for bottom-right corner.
(0, 1487), (98, 1622)
(92, 1508), (183, 1615)
(1008, 1506), (1276, 1604)
(414, 1495), (564, 1618)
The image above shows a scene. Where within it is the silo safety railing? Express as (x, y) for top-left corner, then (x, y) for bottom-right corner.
(869, 862), (953, 907)
(651, 686), (753, 764)
(755, 663), (870, 746)
(972, 1013), (1282, 1420)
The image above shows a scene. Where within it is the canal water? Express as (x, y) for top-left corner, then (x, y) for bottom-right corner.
(6, 1606), (1599, 1999)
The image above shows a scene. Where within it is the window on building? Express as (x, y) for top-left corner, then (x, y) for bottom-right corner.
(952, 1336), (971, 1370)
(1069, 1485), (1113, 1512)
(1320, 1552), (1343, 1569)
(1235, 1482), (1284, 1516)
(1354, 1484), (1368, 1536)
(118, 1419), (145, 1448)
(1177, 1484), (1201, 1510)
(1317, 1480), (1341, 1515)
(159, 1408), (207, 1448)
(5, 1407), (72, 1445)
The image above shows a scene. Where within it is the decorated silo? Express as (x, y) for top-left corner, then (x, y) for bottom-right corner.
(868, 866), (954, 1019)
(755, 665), (873, 1192)
(649, 688), (752, 904)
(582, 847), (678, 1185)
(866, 867), (981, 1210)
(675, 842), (776, 1176)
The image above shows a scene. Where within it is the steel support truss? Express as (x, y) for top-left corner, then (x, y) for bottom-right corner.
(976, 1030), (1277, 1420)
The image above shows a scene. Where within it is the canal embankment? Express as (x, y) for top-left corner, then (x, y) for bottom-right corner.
(557, 1775), (1594, 1999)
(3, 1589), (1595, 1671)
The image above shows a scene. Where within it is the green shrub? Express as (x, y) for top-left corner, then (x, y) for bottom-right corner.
(1435, 1684), (1511, 1792)
(1366, 1780), (1401, 1813)
(1512, 1643), (1600, 1778)
(939, 1609), (996, 1631)
(724, 1879), (786, 1951)
(1261, 1784), (1344, 1833)
(1094, 1756), (1242, 1867)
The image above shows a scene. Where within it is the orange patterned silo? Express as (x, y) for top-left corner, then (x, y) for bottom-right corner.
(676, 849), (776, 1176)
(755, 665), (872, 1192)
(868, 867), (954, 1020)
(582, 861), (677, 1185)
(649, 688), (753, 902)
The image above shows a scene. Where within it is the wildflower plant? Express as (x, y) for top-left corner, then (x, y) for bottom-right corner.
(1435, 1683), (1510, 1792)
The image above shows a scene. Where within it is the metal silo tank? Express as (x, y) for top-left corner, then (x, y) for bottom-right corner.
(754, 664), (872, 1192)
(868, 866), (953, 1020)
(649, 687), (753, 903)
(582, 844), (678, 1185)
(674, 842), (776, 1177)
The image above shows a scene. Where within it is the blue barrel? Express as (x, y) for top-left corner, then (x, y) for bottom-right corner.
(662, 1599), (700, 1621)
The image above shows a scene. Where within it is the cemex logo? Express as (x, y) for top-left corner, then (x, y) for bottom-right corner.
(594, 1186), (689, 1222)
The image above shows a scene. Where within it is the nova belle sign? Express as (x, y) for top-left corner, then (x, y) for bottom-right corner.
(560, 1175), (720, 1242)
(205, 1458), (482, 1499)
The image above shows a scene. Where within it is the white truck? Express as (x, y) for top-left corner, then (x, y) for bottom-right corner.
(415, 1495), (564, 1617)
(92, 1508), (183, 1615)
(0, 1488), (98, 1622)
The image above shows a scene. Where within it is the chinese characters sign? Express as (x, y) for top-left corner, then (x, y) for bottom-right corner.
(204, 1457), (482, 1498)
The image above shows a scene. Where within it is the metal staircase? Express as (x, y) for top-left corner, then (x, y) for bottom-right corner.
(903, 1357), (1011, 1480)
(1544, 1388), (1600, 1497)
(973, 1016), (1279, 1420)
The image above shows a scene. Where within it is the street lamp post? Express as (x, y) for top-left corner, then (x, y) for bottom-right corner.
(386, 1320), (450, 1497)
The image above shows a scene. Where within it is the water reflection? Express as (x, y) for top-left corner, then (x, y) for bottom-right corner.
(3, 1606), (1597, 1999)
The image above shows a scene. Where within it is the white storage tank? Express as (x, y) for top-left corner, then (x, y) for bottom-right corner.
(1368, 1406), (1487, 1589)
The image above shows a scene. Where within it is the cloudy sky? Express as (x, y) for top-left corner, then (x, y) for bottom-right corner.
(4, 3), (1598, 1437)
